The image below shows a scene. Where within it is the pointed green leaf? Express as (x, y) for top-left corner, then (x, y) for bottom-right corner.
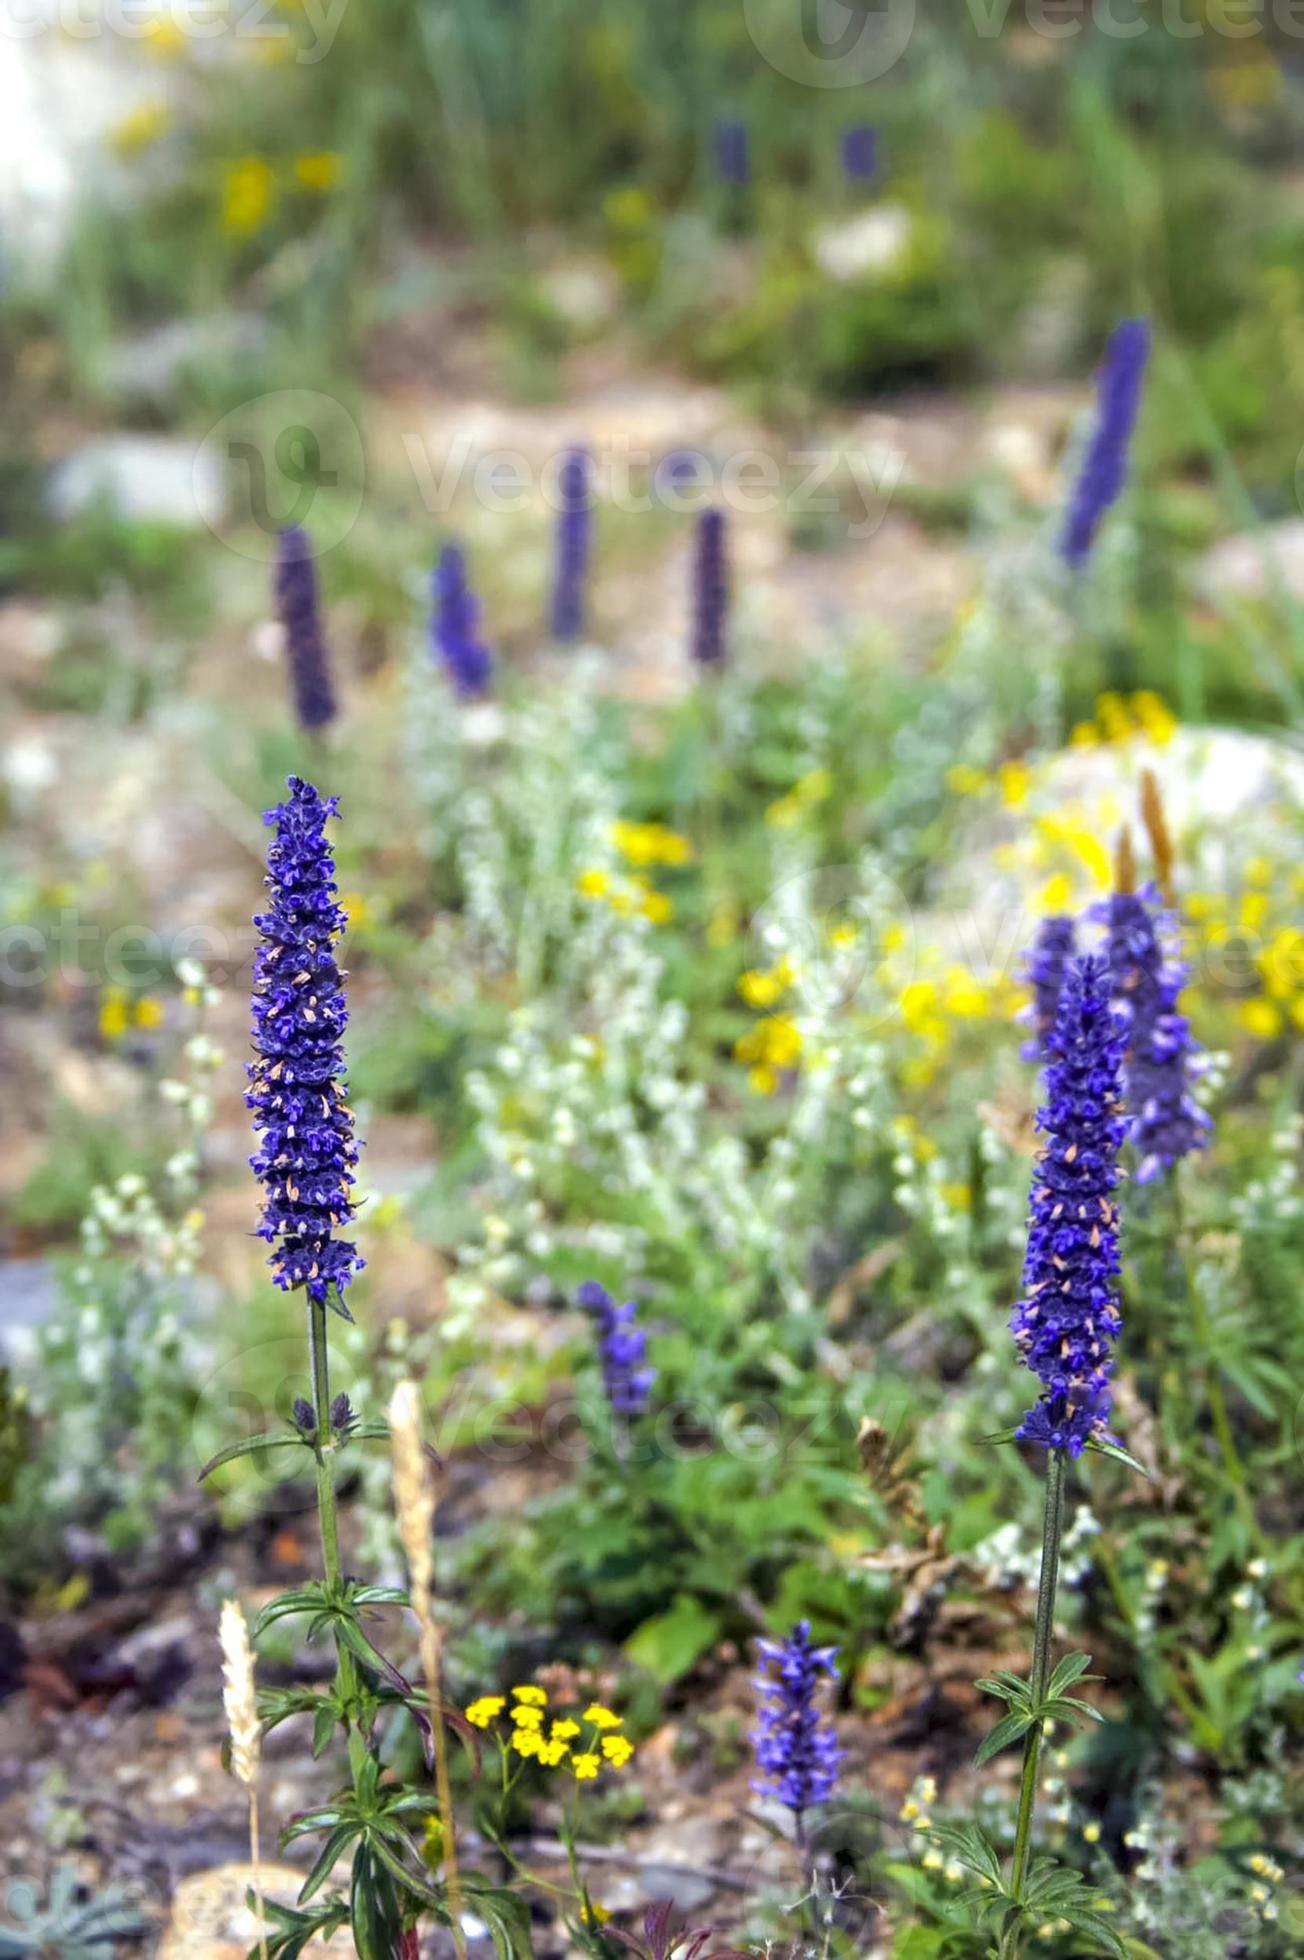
(198, 1430), (313, 1482)
(1084, 1435), (1151, 1478)
(974, 1708), (1034, 1767)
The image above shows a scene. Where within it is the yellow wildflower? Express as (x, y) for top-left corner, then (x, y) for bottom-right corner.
(339, 891), (371, 927)
(572, 1753), (601, 1779)
(600, 1734), (635, 1767)
(536, 1738), (570, 1766)
(464, 1696), (505, 1728)
(580, 1703), (622, 1729)
(1131, 690), (1177, 745)
(940, 1182), (972, 1211)
(1239, 892), (1269, 934)
(144, 18), (188, 56)
(945, 763), (988, 796)
(511, 1685), (548, 1706)
(550, 1719), (580, 1741)
(1039, 872), (1074, 912)
(1239, 999), (1283, 1040)
(611, 820), (694, 868)
(511, 1704), (543, 1730)
(294, 151), (342, 193)
(641, 889), (673, 925)
(109, 101), (172, 157)
(1244, 856), (1273, 888)
(99, 988), (130, 1042)
(942, 968), (988, 1019)
(738, 957), (795, 1009)
(997, 760), (1032, 808)
(577, 869), (610, 899)
(510, 1727), (542, 1759)
(222, 157), (275, 236)
(134, 995), (164, 1031)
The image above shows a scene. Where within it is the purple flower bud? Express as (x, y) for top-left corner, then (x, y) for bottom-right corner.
(1060, 317), (1151, 570)
(751, 1621), (843, 1820)
(246, 777), (363, 1313)
(432, 543), (493, 699)
(551, 446), (592, 642)
(1011, 954), (1128, 1456)
(578, 1280), (655, 1417)
(1020, 915), (1078, 1063)
(1096, 885), (1210, 1181)
(691, 508), (728, 669)
(712, 117), (750, 188)
(275, 527), (337, 732)
(841, 124), (877, 184)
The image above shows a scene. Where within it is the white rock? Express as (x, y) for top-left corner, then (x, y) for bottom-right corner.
(48, 435), (226, 531)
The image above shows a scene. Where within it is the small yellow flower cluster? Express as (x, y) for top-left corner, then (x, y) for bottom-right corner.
(738, 955), (796, 1009)
(765, 768), (832, 829)
(464, 1685), (635, 1781)
(1249, 1852), (1285, 1925)
(899, 1775), (938, 1830)
(577, 867), (674, 925)
(1186, 865), (1304, 1040)
(99, 989), (164, 1043)
(945, 760), (1033, 808)
(611, 821), (694, 869)
(892, 959), (1022, 1088)
(734, 1014), (803, 1095)
(220, 152), (344, 235)
(108, 101), (173, 158)
(1069, 689), (1177, 750)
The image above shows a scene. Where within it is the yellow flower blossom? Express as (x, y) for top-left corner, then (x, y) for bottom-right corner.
(572, 1752), (601, 1779)
(536, 1737), (570, 1766)
(945, 763), (988, 796)
(222, 157), (275, 236)
(510, 1727), (542, 1758)
(1039, 872), (1074, 912)
(997, 760), (1032, 808)
(464, 1695), (506, 1728)
(940, 1182), (972, 1211)
(577, 868), (610, 899)
(110, 101), (173, 157)
(550, 1718), (580, 1741)
(511, 1704), (544, 1730)
(294, 151), (342, 193)
(99, 988), (130, 1041)
(580, 1703), (622, 1729)
(640, 888), (674, 925)
(738, 956), (795, 1009)
(734, 1015), (803, 1090)
(1239, 999), (1283, 1040)
(512, 1685), (548, 1705)
(600, 1734), (635, 1767)
(611, 820), (694, 868)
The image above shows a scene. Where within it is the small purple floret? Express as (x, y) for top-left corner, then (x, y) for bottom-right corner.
(432, 543), (493, 699)
(578, 1281), (655, 1417)
(691, 509), (728, 668)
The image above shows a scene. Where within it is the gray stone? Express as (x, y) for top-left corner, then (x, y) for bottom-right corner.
(48, 436), (226, 531)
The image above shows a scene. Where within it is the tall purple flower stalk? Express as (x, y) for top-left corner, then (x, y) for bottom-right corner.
(1020, 915), (1078, 1063)
(1059, 317), (1151, 569)
(712, 116), (750, 187)
(432, 543), (492, 699)
(1011, 954), (1127, 1456)
(1097, 885), (1210, 1182)
(247, 777), (363, 1316)
(691, 508), (728, 669)
(275, 527), (337, 732)
(752, 1621), (843, 1825)
(577, 1281), (655, 1417)
(841, 123), (877, 184)
(551, 446), (592, 642)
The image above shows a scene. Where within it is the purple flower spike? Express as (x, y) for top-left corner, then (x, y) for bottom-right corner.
(578, 1281), (655, 1418)
(752, 1621), (843, 1821)
(1096, 885), (1210, 1182)
(551, 446), (592, 642)
(1060, 317), (1151, 570)
(712, 116), (750, 188)
(841, 124), (877, 184)
(275, 527), (337, 732)
(1011, 954), (1128, 1456)
(691, 508), (728, 669)
(432, 543), (493, 699)
(1020, 915), (1078, 1063)
(247, 778), (363, 1315)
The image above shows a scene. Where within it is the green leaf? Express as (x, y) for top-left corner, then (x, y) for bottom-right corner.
(1046, 1652), (1095, 1697)
(349, 1845), (404, 1960)
(1055, 1908), (1127, 1957)
(623, 1593), (722, 1685)
(1084, 1435), (1151, 1478)
(197, 1430), (313, 1482)
(980, 1426), (1020, 1446)
(312, 1703), (339, 1759)
(974, 1708), (1034, 1767)
(297, 1822), (361, 1907)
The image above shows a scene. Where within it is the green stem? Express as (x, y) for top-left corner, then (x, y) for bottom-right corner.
(308, 1293), (366, 1778)
(1008, 1450), (1067, 1918)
